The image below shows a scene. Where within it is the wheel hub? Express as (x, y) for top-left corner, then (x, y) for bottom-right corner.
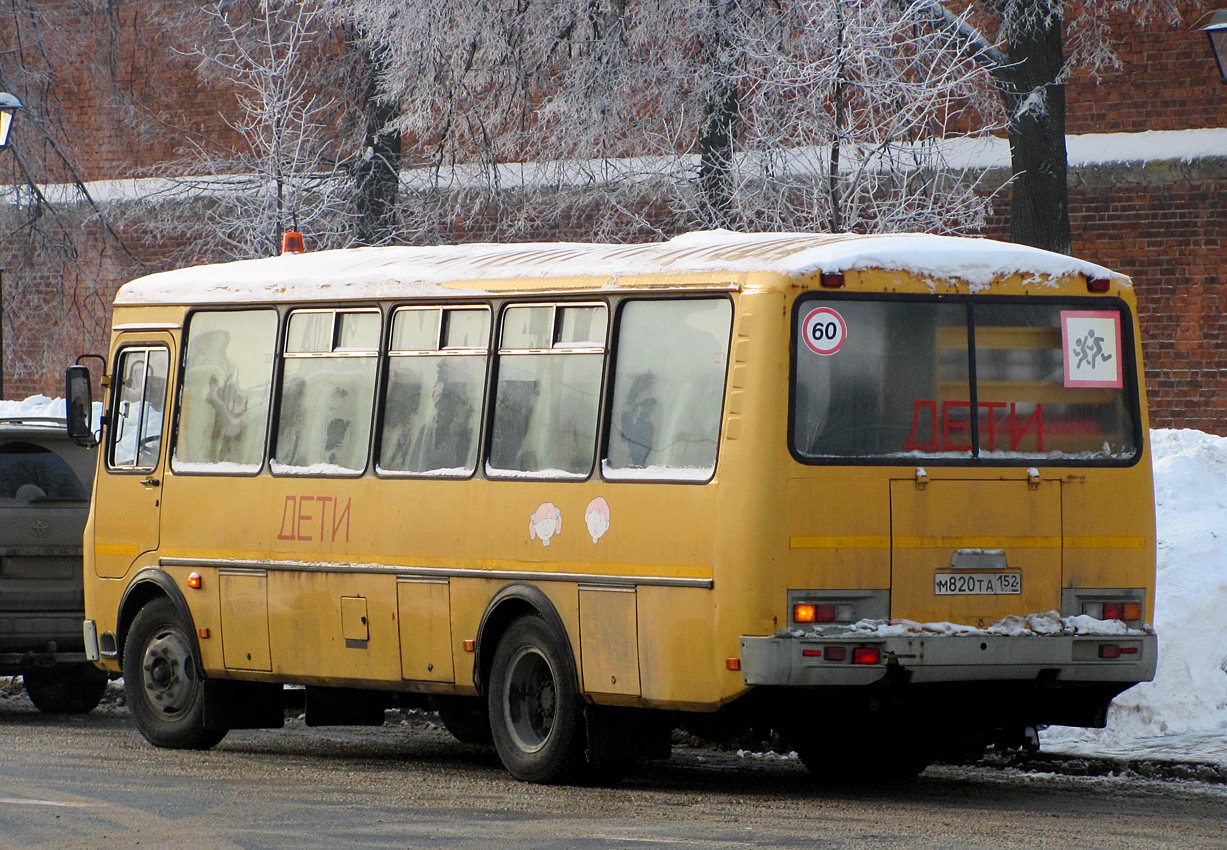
(141, 628), (196, 717)
(504, 646), (557, 754)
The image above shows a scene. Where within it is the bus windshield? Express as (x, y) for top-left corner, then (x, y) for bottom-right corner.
(791, 294), (1140, 464)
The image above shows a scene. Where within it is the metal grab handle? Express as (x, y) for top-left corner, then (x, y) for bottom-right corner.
(140, 477), (160, 487)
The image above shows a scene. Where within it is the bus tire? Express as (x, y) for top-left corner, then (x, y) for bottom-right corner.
(487, 615), (585, 783)
(123, 597), (227, 750)
(23, 663), (108, 715)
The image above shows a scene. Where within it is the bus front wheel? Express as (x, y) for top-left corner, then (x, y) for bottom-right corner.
(124, 598), (227, 750)
(487, 615), (586, 783)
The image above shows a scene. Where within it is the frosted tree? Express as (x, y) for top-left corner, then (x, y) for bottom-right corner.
(336, 0), (1008, 242)
(907, 0), (1182, 253)
(129, 0), (354, 260)
(0, 2), (144, 396)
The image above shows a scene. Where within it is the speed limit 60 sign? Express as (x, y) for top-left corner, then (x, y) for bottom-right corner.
(802, 307), (847, 356)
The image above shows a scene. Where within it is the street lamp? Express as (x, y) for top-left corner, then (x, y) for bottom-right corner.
(1205, 10), (1227, 84)
(0, 92), (22, 149)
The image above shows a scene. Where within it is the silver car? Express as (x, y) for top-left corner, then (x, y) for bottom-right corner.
(0, 416), (106, 713)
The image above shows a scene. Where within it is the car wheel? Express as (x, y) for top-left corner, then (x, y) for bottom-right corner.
(23, 663), (108, 715)
(123, 597), (227, 750)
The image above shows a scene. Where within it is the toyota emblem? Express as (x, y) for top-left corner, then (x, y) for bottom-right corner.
(28, 520), (51, 539)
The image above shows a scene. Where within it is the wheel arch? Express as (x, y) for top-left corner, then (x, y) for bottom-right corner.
(116, 568), (202, 676)
(474, 583), (576, 696)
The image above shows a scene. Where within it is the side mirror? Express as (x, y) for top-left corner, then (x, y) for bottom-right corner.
(66, 364), (97, 447)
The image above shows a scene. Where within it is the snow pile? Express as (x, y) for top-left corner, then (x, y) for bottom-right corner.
(787, 611), (1151, 640)
(0, 395), (69, 419)
(116, 230), (1121, 306)
(1045, 429), (1227, 749)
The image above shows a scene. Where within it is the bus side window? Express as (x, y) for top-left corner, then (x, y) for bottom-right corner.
(173, 309), (277, 473)
(489, 304), (606, 478)
(379, 307), (489, 476)
(272, 309), (380, 474)
(604, 298), (732, 479)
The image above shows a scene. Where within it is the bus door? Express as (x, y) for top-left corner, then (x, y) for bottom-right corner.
(94, 336), (174, 579)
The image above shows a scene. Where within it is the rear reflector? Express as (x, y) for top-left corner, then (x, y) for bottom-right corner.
(852, 646), (881, 665)
(1099, 644), (1122, 659)
(824, 646), (848, 662)
(802, 649), (823, 658)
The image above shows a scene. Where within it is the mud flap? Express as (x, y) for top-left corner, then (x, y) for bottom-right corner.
(584, 705), (671, 763)
(304, 686), (387, 726)
(203, 680), (286, 730)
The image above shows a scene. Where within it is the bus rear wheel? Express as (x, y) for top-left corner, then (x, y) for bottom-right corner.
(124, 598), (227, 750)
(487, 615), (586, 783)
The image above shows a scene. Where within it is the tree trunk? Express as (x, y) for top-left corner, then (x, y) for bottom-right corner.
(995, 9), (1071, 255)
(698, 0), (738, 229)
(352, 40), (401, 247)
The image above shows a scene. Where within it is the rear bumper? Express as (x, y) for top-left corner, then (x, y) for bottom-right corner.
(740, 631), (1158, 688)
(0, 612), (85, 653)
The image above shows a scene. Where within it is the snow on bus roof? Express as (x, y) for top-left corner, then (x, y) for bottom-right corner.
(115, 230), (1124, 305)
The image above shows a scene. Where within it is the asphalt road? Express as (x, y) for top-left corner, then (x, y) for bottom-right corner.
(1, 684), (1224, 850)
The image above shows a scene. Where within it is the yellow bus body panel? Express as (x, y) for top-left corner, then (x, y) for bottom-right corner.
(83, 237), (1156, 715)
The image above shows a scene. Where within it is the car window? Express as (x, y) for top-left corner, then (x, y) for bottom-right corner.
(0, 441), (89, 500)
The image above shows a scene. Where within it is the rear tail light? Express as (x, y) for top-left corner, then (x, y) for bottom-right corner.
(1082, 600), (1143, 622)
(852, 646), (881, 665)
(793, 602), (855, 625)
(820, 272), (845, 288)
(1085, 275), (1111, 293)
(824, 646), (848, 662)
(1099, 644), (1122, 659)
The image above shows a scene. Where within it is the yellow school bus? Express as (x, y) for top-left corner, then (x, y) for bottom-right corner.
(67, 231), (1157, 783)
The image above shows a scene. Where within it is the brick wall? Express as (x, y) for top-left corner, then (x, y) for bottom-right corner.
(1065, 7), (1227, 135)
(1068, 163), (1227, 432)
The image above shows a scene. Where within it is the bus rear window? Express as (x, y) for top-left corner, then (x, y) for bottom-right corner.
(791, 296), (1140, 464)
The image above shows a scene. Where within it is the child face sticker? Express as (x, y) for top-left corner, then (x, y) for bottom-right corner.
(585, 497), (611, 544)
(529, 502), (561, 546)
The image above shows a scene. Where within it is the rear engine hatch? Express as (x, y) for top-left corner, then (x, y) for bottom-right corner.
(890, 477), (1061, 626)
